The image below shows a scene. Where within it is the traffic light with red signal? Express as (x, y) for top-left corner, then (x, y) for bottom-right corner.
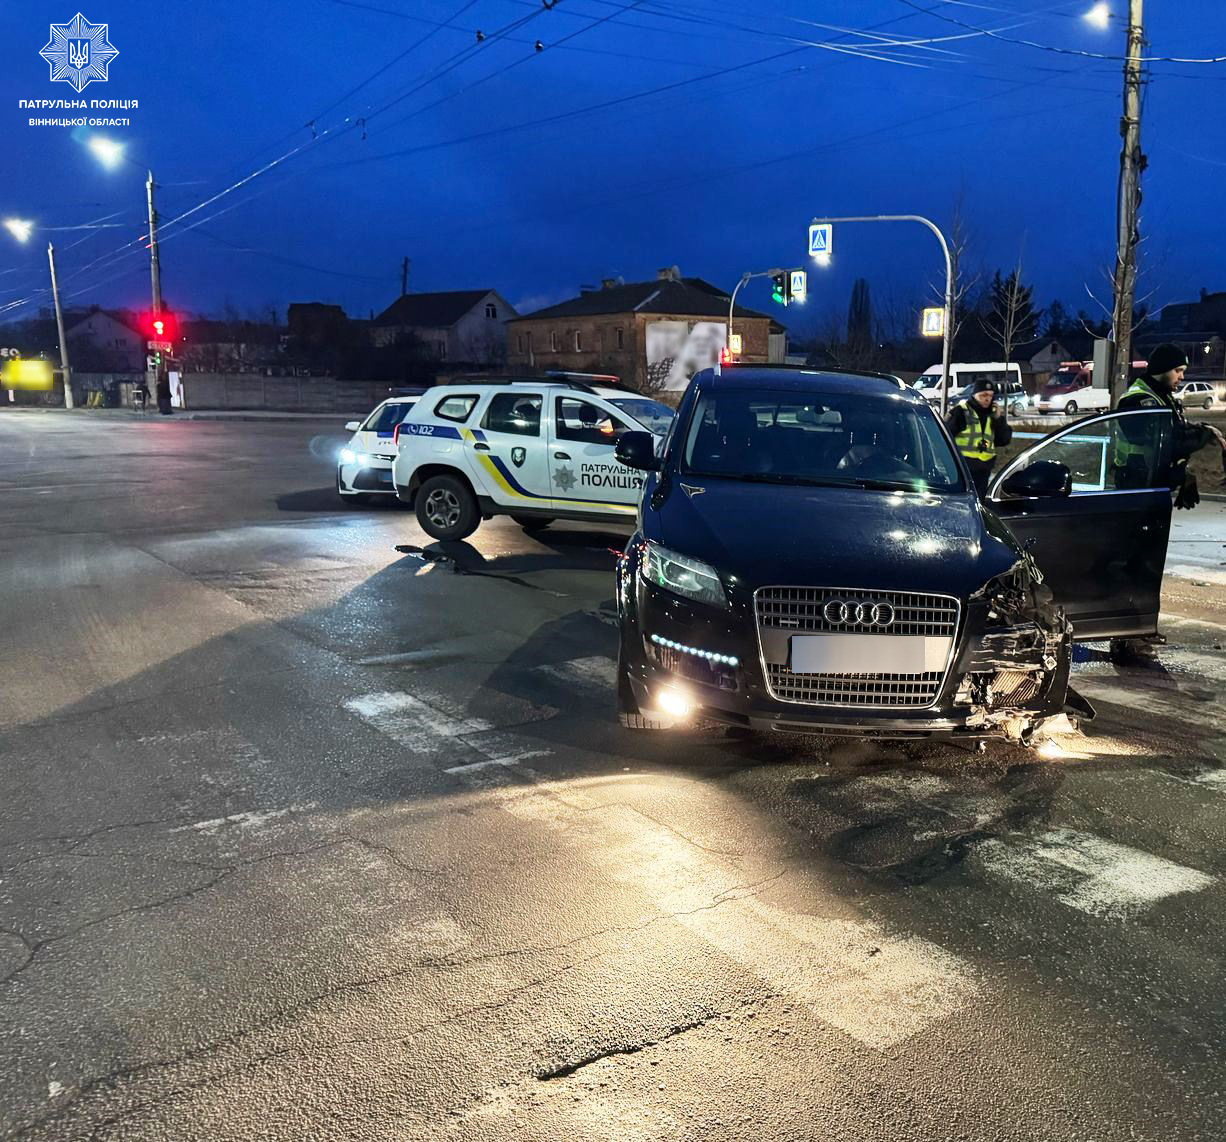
(140, 311), (178, 342)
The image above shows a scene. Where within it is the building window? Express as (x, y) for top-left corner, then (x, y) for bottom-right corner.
(573, 330), (582, 352)
(517, 333), (525, 354)
(485, 303), (497, 319)
(551, 331), (560, 353)
(526, 331), (533, 353)
(616, 327), (624, 350)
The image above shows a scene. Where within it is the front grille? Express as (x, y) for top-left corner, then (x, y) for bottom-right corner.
(756, 586), (958, 637)
(766, 665), (944, 707)
(755, 586), (960, 709)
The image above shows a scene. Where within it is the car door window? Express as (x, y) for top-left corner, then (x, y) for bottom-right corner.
(554, 396), (629, 445)
(994, 409), (1173, 496)
(483, 393), (542, 436)
(435, 394), (479, 422)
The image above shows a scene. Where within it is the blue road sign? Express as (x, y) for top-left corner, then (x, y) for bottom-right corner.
(790, 270), (807, 302)
(808, 223), (832, 257)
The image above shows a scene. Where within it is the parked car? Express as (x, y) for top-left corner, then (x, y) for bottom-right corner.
(392, 377), (674, 539)
(337, 395), (422, 503)
(612, 365), (1179, 743)
(952, 379), (1029, 417)
(1175, 380), (1217, 410)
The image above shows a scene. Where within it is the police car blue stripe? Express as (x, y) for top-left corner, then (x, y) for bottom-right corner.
(397, 424), (462, 440)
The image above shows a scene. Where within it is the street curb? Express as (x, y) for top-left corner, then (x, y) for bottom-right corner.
(1, 408), (360, 423)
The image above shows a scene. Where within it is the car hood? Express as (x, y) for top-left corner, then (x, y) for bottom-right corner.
(649, 476), (1020, 597)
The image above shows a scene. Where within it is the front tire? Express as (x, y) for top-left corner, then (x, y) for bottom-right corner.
(1205, 398), (1214, 410)
(1064, 400), (1078, 415)
(617, 643), (667, 731)
(511, 514), (554, 533)
(416, 474), (479, 541)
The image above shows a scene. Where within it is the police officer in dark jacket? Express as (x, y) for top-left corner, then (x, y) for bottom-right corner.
(1114, 343), (1223, 504)
(945, 379), (1013, 498)
(1111, 344), (1225, 664)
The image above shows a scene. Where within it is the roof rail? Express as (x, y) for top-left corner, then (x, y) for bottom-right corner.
(721, 362), (909, 389)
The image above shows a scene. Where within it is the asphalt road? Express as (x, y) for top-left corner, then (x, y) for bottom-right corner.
(2, 410), (1226, 1141)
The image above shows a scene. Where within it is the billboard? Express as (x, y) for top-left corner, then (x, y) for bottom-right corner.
(645, 320), (726, 391)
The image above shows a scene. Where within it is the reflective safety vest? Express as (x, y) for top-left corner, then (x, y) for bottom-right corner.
(953, 400), (995, 462)
(1112, 378), (1161, 469)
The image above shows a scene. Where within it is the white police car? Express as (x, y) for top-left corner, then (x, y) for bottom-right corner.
(392, 378), (675, 540)
(337, 395), (422, 503)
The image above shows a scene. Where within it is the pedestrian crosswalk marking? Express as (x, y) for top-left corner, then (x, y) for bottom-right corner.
(976, 828), (1213, 919)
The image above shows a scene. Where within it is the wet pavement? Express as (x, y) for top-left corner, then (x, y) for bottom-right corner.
(2, 411), (1225, 1141)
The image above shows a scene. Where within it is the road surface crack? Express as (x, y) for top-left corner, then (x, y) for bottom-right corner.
(536, 1011), (727, 1080)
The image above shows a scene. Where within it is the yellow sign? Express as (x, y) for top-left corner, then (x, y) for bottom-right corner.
(1, 358), (53, 390)
(921, 307), (945, 338)
(728, 333), (743, 355)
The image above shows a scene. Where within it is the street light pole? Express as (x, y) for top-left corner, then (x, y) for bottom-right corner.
(808, 215), (954, 415)
(47, 242), (74, 410)
(726, 269), (782, 362)
(1108, 0), (1144, 404)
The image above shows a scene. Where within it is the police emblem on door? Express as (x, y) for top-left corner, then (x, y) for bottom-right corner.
(511, 446), (526, 468)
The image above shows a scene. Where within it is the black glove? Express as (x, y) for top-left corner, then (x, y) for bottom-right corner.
(1175, 473), (1200, 510)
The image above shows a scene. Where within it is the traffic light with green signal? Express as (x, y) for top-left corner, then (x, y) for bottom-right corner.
(771, 272), (787, 306)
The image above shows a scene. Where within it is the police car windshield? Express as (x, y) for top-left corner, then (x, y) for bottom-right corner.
(682, 389), (964, 493)
(362, 401), (416, 433)
(609, 397), (674, 434)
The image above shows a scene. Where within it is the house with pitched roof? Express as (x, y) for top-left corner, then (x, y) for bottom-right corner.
(369, 289), (516, 364)
(505, 267), (784, 393)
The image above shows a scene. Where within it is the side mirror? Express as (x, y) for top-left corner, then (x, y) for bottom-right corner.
(344, 420), (361, 432)
(997, 459), (1072, 499)
(615, 430), (661, 471)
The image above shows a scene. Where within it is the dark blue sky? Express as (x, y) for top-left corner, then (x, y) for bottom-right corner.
(3, 0), (1225, 333)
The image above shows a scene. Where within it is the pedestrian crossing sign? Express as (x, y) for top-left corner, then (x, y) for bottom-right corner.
(808, 223), (832, 257)
(921, 307), (945, 337)
(789, 270), (807, 303)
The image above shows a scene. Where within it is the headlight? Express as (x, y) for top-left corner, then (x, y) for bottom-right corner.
(642, 542), (727, 607)
(340, 448), (356, 465)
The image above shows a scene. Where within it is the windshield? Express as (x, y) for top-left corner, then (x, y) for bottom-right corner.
(681, 388), (964, 493)
(1044, 369), (1082, 394)
(362, 400), (417, 433)
(610, 397), (675, 435)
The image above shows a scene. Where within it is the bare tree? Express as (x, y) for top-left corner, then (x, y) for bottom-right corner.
(983, 251), (1039, 422)
(931, 191), (980, 353)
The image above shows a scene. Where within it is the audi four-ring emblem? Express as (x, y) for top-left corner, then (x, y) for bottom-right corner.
(822, 600), (896, 628)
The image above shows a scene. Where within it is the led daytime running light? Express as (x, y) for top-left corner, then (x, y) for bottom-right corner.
(650, 633), (739, 667)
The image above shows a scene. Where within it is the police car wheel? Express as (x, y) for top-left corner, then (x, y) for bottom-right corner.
(511, 514), (554, 532)
(416, 475), (478, 541)
(1204, 398), (1214, 410)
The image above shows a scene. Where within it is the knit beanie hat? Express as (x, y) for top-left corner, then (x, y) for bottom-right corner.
(1145, 343), (1189, 376)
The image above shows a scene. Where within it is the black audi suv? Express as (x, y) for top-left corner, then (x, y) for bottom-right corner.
(613, 367), (1095, 743)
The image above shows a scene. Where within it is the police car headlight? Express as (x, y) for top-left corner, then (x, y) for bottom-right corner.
(642, 542), (727, 608)
(340, 449), (356, 465)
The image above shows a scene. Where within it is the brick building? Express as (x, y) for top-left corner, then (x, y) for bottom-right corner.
(506, 268), (784, 392)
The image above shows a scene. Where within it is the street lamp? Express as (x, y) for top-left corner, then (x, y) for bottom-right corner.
(1084, 3), (1111, 29)
(86, 134), (125, 170)
(3, 218), (34, 243)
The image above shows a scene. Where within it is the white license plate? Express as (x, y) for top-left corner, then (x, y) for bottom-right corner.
(791, 634), (952, 675)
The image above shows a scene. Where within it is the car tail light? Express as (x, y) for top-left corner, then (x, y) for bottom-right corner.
(393, 424), (402, 446)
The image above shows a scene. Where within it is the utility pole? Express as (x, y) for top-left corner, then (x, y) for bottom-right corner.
(47, 242), (74, 410)
(146, 169), (162, 314)
(1108, 0), (1145, 404)
(145, 169), (163, 411)
(401, 256), (410, 297)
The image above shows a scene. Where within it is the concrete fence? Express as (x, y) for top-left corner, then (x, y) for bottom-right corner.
(177, 374), (391, 412)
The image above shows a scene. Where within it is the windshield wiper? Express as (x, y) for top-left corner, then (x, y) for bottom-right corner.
(728, 472), (860, 488)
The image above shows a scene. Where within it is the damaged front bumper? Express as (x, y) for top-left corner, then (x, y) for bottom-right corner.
(950, 562), (1092, 743)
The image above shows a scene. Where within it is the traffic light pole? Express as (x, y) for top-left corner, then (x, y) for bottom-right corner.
(808, 215), (954, 416)
(727, 268), (784, 363)
(47, 242), (74, 410)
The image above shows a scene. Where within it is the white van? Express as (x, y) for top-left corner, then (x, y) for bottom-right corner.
(914, 363), (1026, 413)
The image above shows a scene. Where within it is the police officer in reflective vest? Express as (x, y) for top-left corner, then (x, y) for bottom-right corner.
(946, 379), (1013, 498)
(1110, 343), (1225, 665)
